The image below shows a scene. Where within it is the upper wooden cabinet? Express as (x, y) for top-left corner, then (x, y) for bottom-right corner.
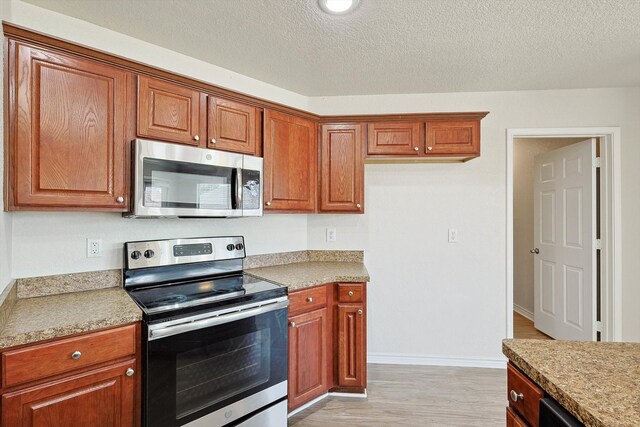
(207, 97), (262, 156)
(367, 121), (422, 156)
(319, 124), (364, 213)
(5, 40), (131, 211)
(425, 120), (480, 157)
(137, 75), (206, 146)
(263, 109), (317, 212)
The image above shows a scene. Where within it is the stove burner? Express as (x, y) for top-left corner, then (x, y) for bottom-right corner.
(154, 293), (189, 306)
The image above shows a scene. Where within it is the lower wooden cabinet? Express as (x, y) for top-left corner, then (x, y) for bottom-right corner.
(0, 323), (140, 427)
(506, 362), (544, 427)
(2, 358), (136, 427)
(288, 308), (329, 410)
(287, 283), (367, 411)
(506, 407), (528, 427)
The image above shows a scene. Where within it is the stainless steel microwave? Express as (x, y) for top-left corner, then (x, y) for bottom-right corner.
(127, 139), (263, 218)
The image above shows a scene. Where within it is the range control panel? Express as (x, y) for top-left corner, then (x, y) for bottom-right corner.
(125, 236), (245, 269)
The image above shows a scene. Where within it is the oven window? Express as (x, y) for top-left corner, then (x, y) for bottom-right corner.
(143, 158), (234, 209)
(175, 329), (270, 418)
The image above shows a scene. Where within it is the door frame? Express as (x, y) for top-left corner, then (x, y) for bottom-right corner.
(506, 127), (622, 342)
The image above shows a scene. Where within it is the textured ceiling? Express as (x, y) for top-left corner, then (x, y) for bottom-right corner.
(18, 0), (640, 96)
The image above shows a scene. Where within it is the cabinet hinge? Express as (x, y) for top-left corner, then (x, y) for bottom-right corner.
(595, 239), (603, 250)
(593, 157), (602, 168)
(596, 321), (603, 332)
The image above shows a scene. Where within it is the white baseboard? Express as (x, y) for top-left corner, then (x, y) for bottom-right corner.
(329, 390), (367, 398)
(287, 393), (328, 417)
(513, 303), (534, 321)
(367, 353), (506, 369)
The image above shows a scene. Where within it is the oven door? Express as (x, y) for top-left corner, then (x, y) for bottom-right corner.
(131, 138), (243, 218)
(144, 299), (288, 427)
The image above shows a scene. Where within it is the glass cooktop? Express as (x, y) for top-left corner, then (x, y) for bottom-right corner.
(128, 274), (282, 315)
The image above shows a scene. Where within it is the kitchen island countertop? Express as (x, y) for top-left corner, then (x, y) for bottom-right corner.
(503, 338), (640, 427)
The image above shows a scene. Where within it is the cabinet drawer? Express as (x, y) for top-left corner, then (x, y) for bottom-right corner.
(2, 324), (137, 388)
(506, 407), (528, 427)
(507, 363), (544, 426)
(289, 286), (327, 316)
(337, 283), (364, 303)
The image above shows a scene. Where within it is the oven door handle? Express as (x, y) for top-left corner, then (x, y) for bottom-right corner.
(148, 299), (289, 340)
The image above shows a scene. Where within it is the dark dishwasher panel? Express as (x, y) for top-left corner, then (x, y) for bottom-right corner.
(539, 398), (585, 427)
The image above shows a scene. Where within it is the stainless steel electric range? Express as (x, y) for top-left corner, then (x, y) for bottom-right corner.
(123, 236), (288, 427)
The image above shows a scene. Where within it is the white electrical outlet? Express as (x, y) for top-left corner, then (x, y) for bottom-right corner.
(326, 227), (337, 242)
(87, 238), (103, 257)
(448, 228), (458, 243)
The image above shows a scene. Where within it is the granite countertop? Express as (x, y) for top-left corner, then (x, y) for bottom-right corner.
(246, 261), (370, 290)
(503, 339), (640, 427)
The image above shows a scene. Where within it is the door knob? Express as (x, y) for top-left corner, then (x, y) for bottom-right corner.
(530, 248), (539, 254)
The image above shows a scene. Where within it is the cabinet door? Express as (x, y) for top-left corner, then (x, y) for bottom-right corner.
(367, 121), (421, 156)
(263, 110), (317, 212)
(319, 124), (364, 213)
(425, 120), (480, 156)
(137, 75), (205, 146)
(207, 97), (262, 155)
(506, 407), (528, 427)
(2, 359), (136, 427)
(288, 308), (328, 410)
(7, 41), (129, 210)
(336, 304), (366, 390)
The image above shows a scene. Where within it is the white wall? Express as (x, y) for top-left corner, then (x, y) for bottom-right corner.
(308, 87), (640, 362)
(513, 138), (580, 316)
(0, 0), (14, 293)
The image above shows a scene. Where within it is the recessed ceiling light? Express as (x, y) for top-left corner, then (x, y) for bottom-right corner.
(318, 0), (360, 15)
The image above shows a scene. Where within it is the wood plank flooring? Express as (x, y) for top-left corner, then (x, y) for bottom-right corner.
(513, 312), (553, 340)
(288, 364), (506, 426)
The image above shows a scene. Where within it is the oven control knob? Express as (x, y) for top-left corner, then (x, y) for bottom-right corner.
(130, 250), (142, 260)
(144, 249), (155, 259)
(235, 243), (244, 250)
(226, 244), (235, 251)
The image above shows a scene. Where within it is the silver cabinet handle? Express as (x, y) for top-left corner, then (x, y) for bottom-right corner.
(289, 321), (296, 328)
(71, 351), (82, 360)
(413, 146), (419, 151)
(193, 135), (200, 141)
(530, 248), (539, 254)
(348, 291), (354, 297)
(210, 138), (216, 144)
(126, 368), (135, 377)
(116, 196), (124, 203)
(427, 146), (433, 151)
(509, 390), (524, 402)
(266, 201), (272, 206)
(357, 309), (363, 315)
(307, 297), (313, 303)
(356, 203), (361, 209)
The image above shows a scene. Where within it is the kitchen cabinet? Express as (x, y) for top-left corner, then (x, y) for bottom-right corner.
(506, 363), (544, 427)
(0, 323), (140, 427)
(506, 407), (528, 427)
(137, 75), (206, 146)
(207, 97), (262, 156)
(319, 124), (364, 213)
(5, 40), (131, 211)
(367, 121), (422, 156)
(425, 120), (480, 157)
(263, 109), (317, 212)
(335, 283), (366, 391)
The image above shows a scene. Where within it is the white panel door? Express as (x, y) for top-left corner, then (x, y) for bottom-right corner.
(533, 139), (597, 341)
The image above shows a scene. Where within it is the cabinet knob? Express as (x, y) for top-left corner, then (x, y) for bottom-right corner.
(348, 291), (354, 297)
(509, 390), (524, 402)
(193, 135), (200, 142)
(356, 203), (361, 209)
(289, 321), (296, 328)
(116, 196), (124, 203)
(307, 297), (313, 303)
(413, 146), (419, 151)
(357, 309), (363, 315)
(126, 368), (135, 377)
(427, 146), (433, 151)
(210, 138), (216, 144)
(266, 201), (272, 206)
(71, 351), (82, 360)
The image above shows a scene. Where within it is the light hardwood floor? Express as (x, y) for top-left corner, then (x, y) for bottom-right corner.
(288, 364), (506, 426)
(513, 311), (553, 340)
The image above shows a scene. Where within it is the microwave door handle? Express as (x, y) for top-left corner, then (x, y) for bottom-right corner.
(230, 168), (238, 210)
(235, 167), (243, 211)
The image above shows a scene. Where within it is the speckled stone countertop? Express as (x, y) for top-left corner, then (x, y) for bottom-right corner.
(0, 271), (142, 350)
(503, 339), (640, 427)
(246, 261), (369, 290)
